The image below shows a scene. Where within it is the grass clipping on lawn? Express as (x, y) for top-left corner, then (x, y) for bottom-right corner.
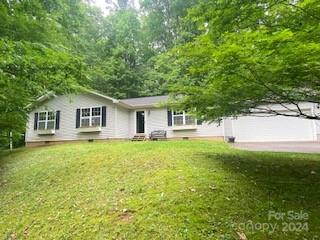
(0, 141), (319, 239)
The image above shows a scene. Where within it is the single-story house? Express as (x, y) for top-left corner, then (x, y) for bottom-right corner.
(25, 90), (320, 146)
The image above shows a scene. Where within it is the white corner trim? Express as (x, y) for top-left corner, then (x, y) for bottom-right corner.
(311, 104), (318, 141)
(114, 106), (118, 138)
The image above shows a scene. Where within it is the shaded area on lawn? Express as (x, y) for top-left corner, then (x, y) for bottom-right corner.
(199, 151), (320, 239)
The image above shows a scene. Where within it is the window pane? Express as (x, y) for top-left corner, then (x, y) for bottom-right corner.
(92, 117), (101, 127)
(185, 115), (195, 125)
(38, 122), (46, 130)
(173, 116), (184, 126)
(39, 112), (47, 121)
(173, 111), (183, 115)
(48, 111), (55, 120)
(81, 108), (90, 117)
(92, 107), (101, 116)
(47, 121), (55, 129)
(81, 118), (90, 127)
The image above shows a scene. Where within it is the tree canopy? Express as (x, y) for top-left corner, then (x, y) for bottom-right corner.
(0, 0), (196, 146)
(0, 0), (88, 146)
(164, 0), (320, 120)
(1, 0), (319, 147)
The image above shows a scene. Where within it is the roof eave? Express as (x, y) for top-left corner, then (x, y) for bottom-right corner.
(114, 101), (134, 109)
(119, 104), (166, 109)
(84, 89), (118, 103)
(26, 91), (57, 109)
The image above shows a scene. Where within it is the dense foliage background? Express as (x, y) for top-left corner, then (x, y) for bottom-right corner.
(1, 0), (319, 147)
(0, 0), (194, 147)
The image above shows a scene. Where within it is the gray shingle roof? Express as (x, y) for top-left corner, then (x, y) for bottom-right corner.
(120, 95), (169, 107)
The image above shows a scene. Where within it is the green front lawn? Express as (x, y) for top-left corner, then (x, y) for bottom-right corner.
(0, 141), (319, 239)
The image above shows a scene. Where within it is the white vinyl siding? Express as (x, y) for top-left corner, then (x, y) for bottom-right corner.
(130, 108), (223, 139)
(26, 93), (127, 142)
(115, 106), (130, 138)
(26, 94), (318, 143)
(314, 104), (320, 140)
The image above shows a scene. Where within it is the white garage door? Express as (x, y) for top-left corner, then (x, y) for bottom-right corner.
(233, 114), (316, 142)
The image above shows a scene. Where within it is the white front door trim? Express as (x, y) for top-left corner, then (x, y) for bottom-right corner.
(134, 109), (148, 134)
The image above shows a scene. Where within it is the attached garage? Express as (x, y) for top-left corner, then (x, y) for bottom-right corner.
(231, 113), (317, 142)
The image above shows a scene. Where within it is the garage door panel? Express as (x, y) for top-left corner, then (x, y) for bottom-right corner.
(233, 115), (315, 142)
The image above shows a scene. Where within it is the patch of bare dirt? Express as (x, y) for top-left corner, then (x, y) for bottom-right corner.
(117, 210), (134, 223)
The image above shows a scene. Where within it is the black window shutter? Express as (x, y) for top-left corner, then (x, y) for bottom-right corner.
(34, 112), (38, 130)
(76, 109), (80, 128)
(197, 119), (203, 125)
(167, 110), (172, 126)
(55, 111), (60, 129)
(102, 106), (107, 127)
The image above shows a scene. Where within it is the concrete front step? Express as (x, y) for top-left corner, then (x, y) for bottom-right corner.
(132, 134), (146, 141)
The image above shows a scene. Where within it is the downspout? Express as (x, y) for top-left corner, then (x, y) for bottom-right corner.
(9, 131), (13, 151)
(311, 104), (317, 141)
(222, 119), (226, 141)
(114, 105), (118, 138)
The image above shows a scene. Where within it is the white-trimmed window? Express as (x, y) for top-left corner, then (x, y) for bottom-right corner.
(80, 107), (101, 127)
(38, 111), (55, 130)
(172, 111), (196, 126)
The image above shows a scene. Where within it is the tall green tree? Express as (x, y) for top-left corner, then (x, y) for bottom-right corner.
(88, 8), (144, 98)
(165, 0), (320, 120)
(140, 0), (198, 52)
(138, 0), (199, 95)
(0, 0), (90, 146)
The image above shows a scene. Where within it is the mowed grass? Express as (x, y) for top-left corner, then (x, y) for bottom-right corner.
(0, 141), (320, 240)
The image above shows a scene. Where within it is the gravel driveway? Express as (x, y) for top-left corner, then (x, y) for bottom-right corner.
(233, 141), (320, 153)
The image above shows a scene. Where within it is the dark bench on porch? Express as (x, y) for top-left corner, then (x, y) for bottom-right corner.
(149, 130), (167, 141)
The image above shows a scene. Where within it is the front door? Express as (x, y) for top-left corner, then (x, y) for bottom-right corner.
(136, 111), (145, 133)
